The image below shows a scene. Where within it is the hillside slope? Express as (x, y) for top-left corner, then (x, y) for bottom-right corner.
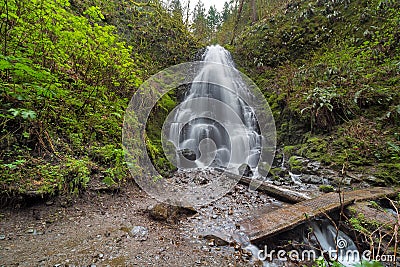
(232, 0), (400, 184)
(0, 0), (199, 198)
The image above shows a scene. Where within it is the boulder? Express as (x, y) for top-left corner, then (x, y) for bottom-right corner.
(238, 164), (253, 177)
(288, 156), (321, 175)
(178, 148), (197, 161)
(148, 202), (196, 223)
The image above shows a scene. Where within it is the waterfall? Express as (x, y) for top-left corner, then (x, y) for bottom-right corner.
(168, 45), (262, 174)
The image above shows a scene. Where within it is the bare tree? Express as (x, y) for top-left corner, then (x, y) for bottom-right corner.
(230, 0), (245, 44)
(185, 0), (190, 25)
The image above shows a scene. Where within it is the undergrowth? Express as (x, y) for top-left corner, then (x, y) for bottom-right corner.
(233, 0), (400, 184)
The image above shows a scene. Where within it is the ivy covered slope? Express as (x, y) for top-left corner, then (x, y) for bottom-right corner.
(233, 0), (400, 184)
(0, 0), (198, 197)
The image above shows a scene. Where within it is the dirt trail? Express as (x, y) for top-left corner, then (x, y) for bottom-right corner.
(0, 184), (249, 267)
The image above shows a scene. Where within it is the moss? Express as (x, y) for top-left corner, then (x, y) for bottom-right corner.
(319, 185), (335, 193)
(283, 145), (297, 157)
(375, 163), (400, 185)
(298, 137), (331, 165)
(348, 208), (390, 235)
(268, 167), (286, 180)
(145, 91), (178, 177)
(288, 156), (303, 174)
(231, 0), (400, 187)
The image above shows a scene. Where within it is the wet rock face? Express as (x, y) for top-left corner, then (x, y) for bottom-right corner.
(178, 148), (197, 161)
(289, 156), (321, 175)
(238, 164), (253, 177)
(346, 201), (398, 226)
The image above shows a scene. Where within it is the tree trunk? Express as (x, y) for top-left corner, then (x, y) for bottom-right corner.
(230, 0), (245, 45)
(185, 0), (190, 25)
(251, 0), (258, 22)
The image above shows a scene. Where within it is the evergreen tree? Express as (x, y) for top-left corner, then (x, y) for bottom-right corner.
(207, 5), (220, 31)
(192, 0), (208, 41)
(170, 0), (183, 21)
(222, 1), (231, 22)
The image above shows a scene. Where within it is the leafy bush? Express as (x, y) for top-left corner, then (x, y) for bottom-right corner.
(0, 0), (198, 196)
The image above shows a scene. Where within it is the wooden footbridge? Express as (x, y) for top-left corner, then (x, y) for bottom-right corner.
(239, 187), (399, 243)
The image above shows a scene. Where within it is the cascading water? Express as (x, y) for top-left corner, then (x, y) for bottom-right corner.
(159, 46), (363, 267)
(307, 220), (360, 266)
(168, 45), (261, 174)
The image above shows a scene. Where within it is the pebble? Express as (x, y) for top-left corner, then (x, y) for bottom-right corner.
(130, 226), (149, 241)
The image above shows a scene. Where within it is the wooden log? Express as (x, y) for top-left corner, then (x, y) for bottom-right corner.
(240, 187), (399, 243)
(221, 171), (311, 203)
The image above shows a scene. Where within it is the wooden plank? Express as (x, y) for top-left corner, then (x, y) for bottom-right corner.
(240, 187), (399, 243)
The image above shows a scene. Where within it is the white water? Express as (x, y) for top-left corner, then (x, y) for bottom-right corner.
(308, 220), (360, 266)
(168, 45), (261, 173)
(243, 219), (360, 266)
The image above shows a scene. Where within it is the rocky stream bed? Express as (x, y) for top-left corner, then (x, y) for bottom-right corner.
(1, 161), (398, 266)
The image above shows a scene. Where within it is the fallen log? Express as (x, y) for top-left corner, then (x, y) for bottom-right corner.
(221, 171), (311, 203)
(240, 187), (399, 243)
(238, 175), (311, 203)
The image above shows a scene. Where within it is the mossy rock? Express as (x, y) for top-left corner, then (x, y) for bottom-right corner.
(268, 167), (287, 180)
(319, 185), (335, 193)
(374, 163), (400, 185)
(288, 156), (305, 174)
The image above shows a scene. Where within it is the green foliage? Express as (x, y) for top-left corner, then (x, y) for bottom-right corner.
(0, 0), (198, 197)
(230, 0), (400, 185)
(70, 0), (200, 72)
(207, 5), (220, 31)
(83, 6), (105, 21)
(145, 91), (178, 177)
(65, 157), (91, 194)
(387, 141), (400, 160)
(2, 159), (26, 169)
(192, 0), (209, 42)
(313, 257), (344, 267)
(313, 258), (384, 267)
(319, 185), (335, 193)
(8, 108), (36, 119)
(313, 257), (383, 267)
(353, 261), (384, 267)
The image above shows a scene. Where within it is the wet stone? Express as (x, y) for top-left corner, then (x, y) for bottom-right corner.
(148, 202), (196, 223)
(202, 233), (230, 246)
(130, 226), (148, 241)
(178, 148), (197, 161)
(238, 164), (253, 177)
